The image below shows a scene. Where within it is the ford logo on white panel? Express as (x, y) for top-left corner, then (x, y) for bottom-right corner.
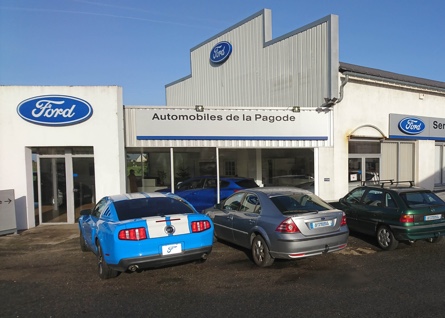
(17, 95), (93, 126)
(210, 41), (232, 64)
(398, 117), (425, 135)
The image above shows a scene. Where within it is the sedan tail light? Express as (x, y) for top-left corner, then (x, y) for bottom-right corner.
(276, 218), (300, 233)
(191, 220), (211, 232)
(341, 212), (347, 226)
(118, 227), (147, 240)
(400, 214), (414, 223)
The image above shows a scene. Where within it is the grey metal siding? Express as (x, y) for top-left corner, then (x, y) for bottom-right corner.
(166, 10), (338, 109)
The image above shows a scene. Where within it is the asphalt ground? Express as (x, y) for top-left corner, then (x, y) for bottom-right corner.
(0, 190), (444, 317)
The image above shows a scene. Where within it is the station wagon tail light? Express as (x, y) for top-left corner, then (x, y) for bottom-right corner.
(276, 218), (300, 233)
(341, 212), (347, 226)
(191, 220), (211, 232)
(400, 214), (414, 223)
(118, 227), (147, 240)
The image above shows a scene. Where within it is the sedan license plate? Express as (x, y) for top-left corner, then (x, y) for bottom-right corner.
(310, 220), (333, 229)
(424, 214), (442, 221)
(162, 243), (182, 255)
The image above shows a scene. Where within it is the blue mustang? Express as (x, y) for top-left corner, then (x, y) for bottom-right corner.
(79, 192), (214, 279)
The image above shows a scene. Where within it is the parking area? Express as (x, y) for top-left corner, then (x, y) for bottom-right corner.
(1, 221), (445, 317)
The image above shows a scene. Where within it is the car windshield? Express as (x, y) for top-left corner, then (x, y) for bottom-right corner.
(399, 191), (445, 208)
(114, 197), (195, 221)
(235, 179), (259, 188)
(270, 193), (332, 214)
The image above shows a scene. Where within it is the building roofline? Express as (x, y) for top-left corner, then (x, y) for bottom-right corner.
(339, 62), (445, 91)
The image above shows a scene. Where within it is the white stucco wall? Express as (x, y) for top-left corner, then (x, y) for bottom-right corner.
(0, 86), (126, 229)
(331, 76), (445, 200)
(416, 140), (436, 189)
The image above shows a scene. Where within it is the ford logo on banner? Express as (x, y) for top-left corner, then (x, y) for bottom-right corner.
(398, 117), (425, 135)
(210, 41), (232, 64)
(17, 95), (93, 126)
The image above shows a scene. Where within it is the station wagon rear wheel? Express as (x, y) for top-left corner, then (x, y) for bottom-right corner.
(426, 236), (443, 244)
(376, 225), (399, 251)
(97, 243), (119, 279)
(252, 235), (274, 267)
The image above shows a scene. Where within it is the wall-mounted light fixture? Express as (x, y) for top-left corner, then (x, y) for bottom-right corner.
(292, 106), (301, 113)
(195, 105), (204, 112)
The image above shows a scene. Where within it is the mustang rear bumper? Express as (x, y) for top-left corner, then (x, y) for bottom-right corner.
(110, 246), (213, 272)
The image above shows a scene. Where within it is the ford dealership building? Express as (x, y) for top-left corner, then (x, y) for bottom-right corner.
(1, 9), (445, 231)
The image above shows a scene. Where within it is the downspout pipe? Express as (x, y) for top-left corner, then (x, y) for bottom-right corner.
(318, 74), (349, 110)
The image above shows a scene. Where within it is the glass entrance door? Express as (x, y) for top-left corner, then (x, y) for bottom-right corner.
(34, 148), (95, 224)
(348, 157), (380, 191)
(39, 158), (67, 223)
(73, 157), (95, 221)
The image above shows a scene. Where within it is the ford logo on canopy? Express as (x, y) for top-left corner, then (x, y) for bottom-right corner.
(210, 41), (232, 64)
(17, 95), (93, 126)
(398, 117), (425, 135)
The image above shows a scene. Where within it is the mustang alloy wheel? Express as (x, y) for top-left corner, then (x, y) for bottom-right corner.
(97, 243), (119, 279)
(79, 232), (89, 252)
(251, 235), (274, 267)
(376, 225), (399, 251)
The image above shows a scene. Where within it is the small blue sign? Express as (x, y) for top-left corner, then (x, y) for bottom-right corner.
(210, 41), (232, 64)
(17, 95), (93, 126)
(398, 117), (426, 135)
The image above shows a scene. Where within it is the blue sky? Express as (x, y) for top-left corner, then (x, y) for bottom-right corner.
(1, 0), (444, 105)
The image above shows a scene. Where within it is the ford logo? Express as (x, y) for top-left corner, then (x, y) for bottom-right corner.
(17, 95), (93, 126)
(210, 41), (232, 64)
(165, 225), (176, 235)
(398, 117), (425, 135)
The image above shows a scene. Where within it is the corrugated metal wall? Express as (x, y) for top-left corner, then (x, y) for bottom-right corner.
(166, 10), (338, 109)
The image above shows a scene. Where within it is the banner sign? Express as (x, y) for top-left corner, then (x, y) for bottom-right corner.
(389, 114), (445, 140)
(135, 108), (330, 140)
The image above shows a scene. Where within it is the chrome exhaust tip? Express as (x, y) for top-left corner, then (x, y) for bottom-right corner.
(128, 265), (139, 272)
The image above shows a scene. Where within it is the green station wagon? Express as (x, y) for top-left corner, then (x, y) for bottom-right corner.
(334, 181), (445, 250)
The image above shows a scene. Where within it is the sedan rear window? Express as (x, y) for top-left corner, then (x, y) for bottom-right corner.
(114, 197), (195, 221)
(271, 193), (332, 214)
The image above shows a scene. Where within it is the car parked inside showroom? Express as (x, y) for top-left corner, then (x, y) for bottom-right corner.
(78, 192), (214, 279)
(332, 180), (445, 250)
(204, 187), (349, 267)
(157, 176), (259, 213)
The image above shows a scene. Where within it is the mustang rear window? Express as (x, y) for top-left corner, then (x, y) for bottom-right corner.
(115, 197), (195, 221)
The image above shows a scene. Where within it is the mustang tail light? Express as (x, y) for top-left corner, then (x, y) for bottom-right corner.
(400, 214), (414, 223)
(341, 212), (347, 226)
(191, 220), (211, 233)
(118, 227), (147, 240)
(276, 218), (300, 233)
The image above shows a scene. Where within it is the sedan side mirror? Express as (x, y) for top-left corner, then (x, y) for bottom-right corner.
(339, 197), (349, 206)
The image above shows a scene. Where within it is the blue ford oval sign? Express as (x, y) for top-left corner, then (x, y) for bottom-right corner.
(17, 95), (93, 126)
(398, 117), (425, 135)
(210, 41), (232, 64)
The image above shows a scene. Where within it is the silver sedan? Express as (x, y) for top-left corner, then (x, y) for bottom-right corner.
(204, 187), (349, 267)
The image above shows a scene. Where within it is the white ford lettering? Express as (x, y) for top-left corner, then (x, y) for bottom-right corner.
(404, 119), (422, 131)
(31, 100), (76, 118)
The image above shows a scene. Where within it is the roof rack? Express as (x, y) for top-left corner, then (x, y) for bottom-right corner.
(380, 180), (414, 188)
